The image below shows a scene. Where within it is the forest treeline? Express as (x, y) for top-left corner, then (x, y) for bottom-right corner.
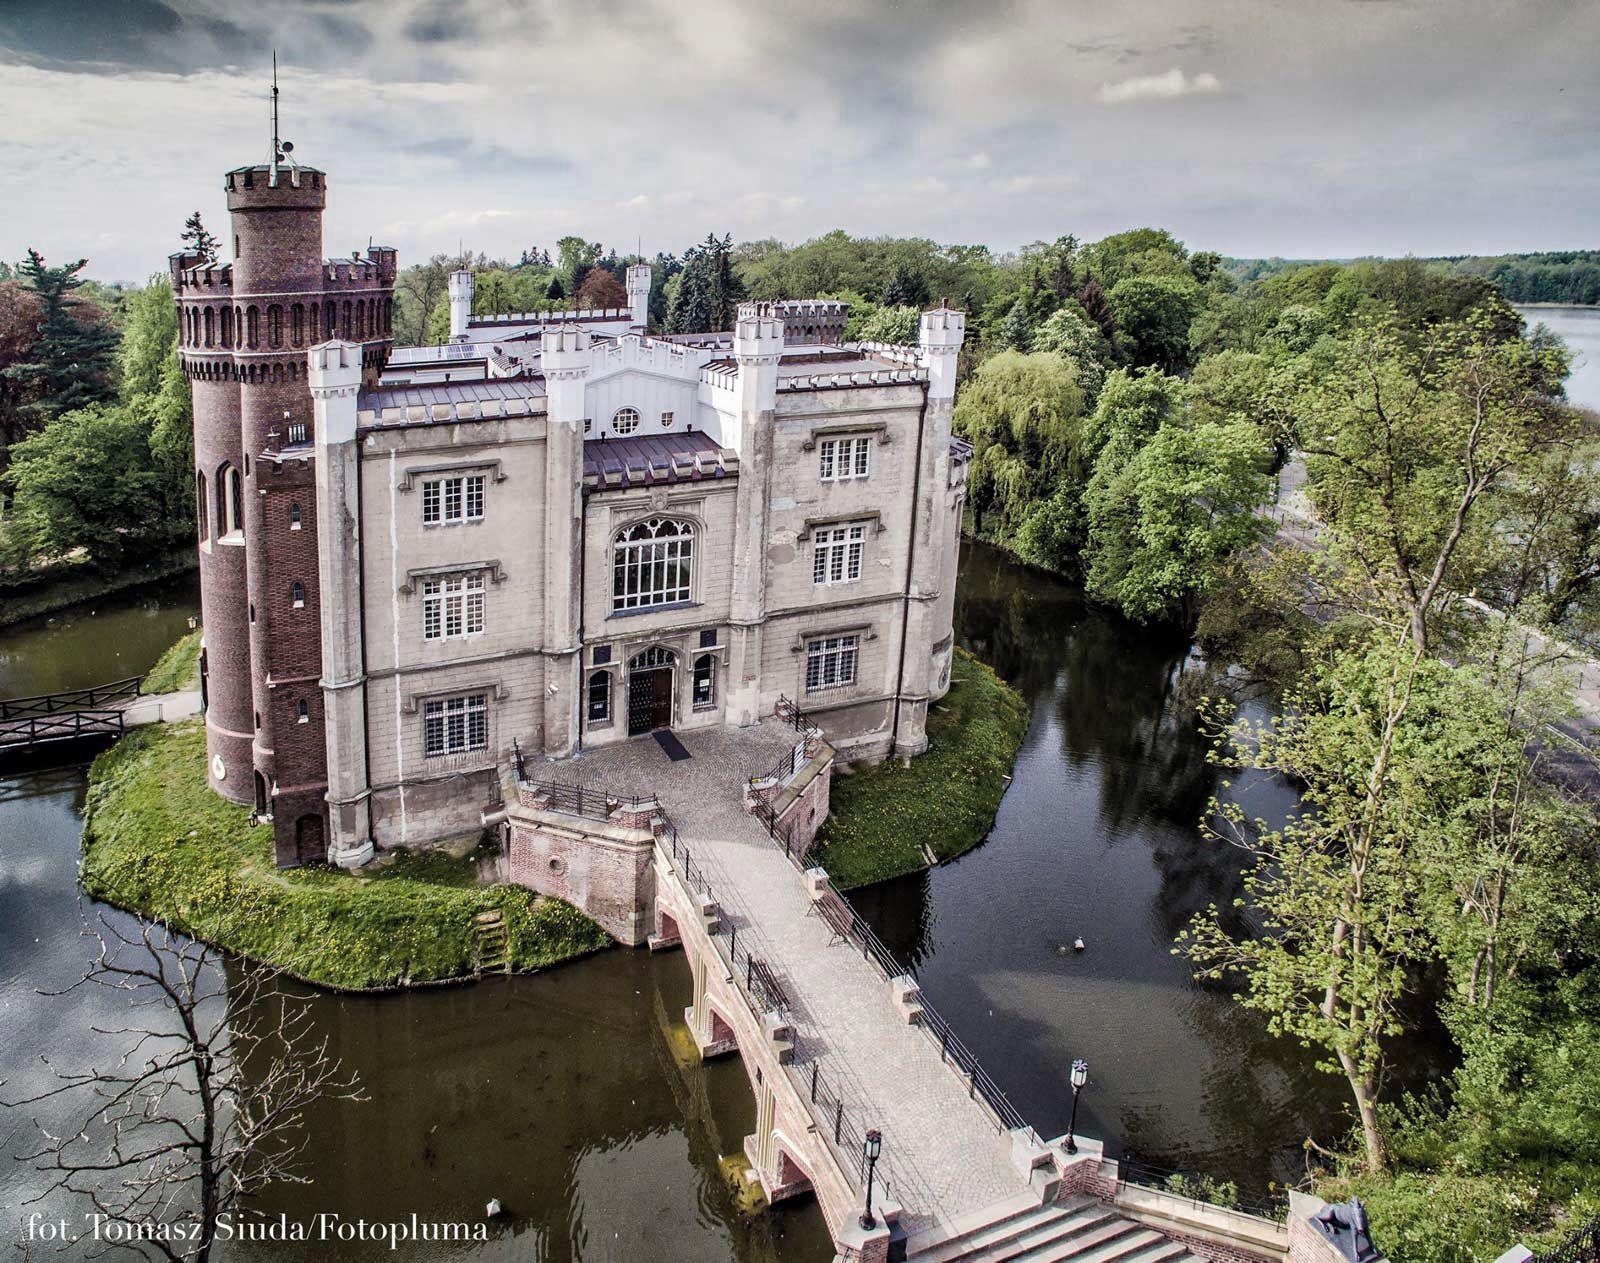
(1228, 249), (1600, 306)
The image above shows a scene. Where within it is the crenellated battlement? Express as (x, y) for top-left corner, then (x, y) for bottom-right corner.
(469, 306), (633, 328)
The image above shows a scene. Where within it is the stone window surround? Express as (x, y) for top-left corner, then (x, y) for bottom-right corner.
(398, 559), (506, 596)
(788, 620), (877, 653)
(798, 420), (891, 452)
(795, 510), (886, 542)
(396, 459), (508, 494)
(401, 678), (509, 716)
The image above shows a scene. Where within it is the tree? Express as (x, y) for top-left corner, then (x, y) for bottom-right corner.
(119, 276), (180, 401)
(0, 279), (44, 493)
(545, 273), (567, 302)
(855, 304), (919, 346)
(1032, 305), (1113, 404)
(5, 915), (361, 1263)
(1179, 639), (1447, 1171)
(1108, 274), (1201, 374)
(1076, 278), (1117, 346)
(576, 268), (628, 309)
(953, 351), (1086, 540)
(556, 235), (602, 298)
(1079, 228), (1188, 290)
(181, 211), (219, 263)
(2, 401), (166, 569)
(665, 235), (743, 334)
(1277, 315), (1574, 652)
(883, 261), (929, 308)
(1083, 416), (1272, 623)
(1, 250), (118, 422)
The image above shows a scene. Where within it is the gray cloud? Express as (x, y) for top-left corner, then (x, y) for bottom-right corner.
(0, 0), (1596, 282)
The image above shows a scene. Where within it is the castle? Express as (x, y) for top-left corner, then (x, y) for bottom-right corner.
(172, 150), (969, 868)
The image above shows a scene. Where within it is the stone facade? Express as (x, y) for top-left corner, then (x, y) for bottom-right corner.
(180, 153), (968, 868)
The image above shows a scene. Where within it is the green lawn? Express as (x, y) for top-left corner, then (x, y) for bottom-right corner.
(812, 648), (1029, 889)
(80, 720), (609, 990)
(141, 627), (202, 694)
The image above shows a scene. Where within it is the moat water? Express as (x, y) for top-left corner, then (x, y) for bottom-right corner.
(2, 552), (1356, 1260)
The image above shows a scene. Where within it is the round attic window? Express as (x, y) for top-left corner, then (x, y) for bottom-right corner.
(612, 407), (640, 435)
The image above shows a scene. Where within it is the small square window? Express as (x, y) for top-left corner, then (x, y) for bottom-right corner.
(661, 411), (675, 427)
(593, 644), (613, 666)
(699, 629), (718, 649)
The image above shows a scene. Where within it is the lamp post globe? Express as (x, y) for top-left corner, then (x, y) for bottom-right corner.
(860, 1129), (884, 1230)
(1065, 1059), (1088, 1154)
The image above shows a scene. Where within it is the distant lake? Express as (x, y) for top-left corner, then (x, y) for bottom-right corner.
(1517, 305), (1600, 412)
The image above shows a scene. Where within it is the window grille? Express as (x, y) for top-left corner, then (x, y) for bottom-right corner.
(612, 518), (694, 611)
(422, 571), (486, 640)
(805, 634), (859, 692)
(819, 436), (871, 481)
(421, 474), (486, 526)
(423, 693), (488, 757)
(587, 671), (612, 723)
(612, 407), (641, 435)
(693, 654), (716, 708)
(813, 523), (866, 585)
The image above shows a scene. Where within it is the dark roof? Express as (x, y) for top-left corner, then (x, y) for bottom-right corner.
(583, 430), (735, 490)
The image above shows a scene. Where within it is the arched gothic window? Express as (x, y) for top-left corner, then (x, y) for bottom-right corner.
(289, 502), (302, 530)
(612, 518), (694, 611)
(196, 470), (208, 540)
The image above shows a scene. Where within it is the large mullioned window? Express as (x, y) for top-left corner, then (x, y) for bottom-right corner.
(422, 572), (486, 640)
(423, 692), (487, 758)
(813, 523), (866, 585)
(612, 518), (694, 612)
(422, 474), (485, 526)
(805, 634), (859, 692)
(819, 436), (871, 482)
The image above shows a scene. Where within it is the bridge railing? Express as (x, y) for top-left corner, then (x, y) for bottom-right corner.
(651, 806), (883, 1193)
(1115, 1155), (1289, 1221)
(0, 709), (126, 751)
(0, 676), (143, 719)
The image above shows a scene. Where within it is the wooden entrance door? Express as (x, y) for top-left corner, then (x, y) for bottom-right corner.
(628, 668), (673, 735)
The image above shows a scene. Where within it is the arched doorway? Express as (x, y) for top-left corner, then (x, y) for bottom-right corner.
(294, 814), (325, 865)
(252, 771), (268, 816)
(627, 646), (676, 736)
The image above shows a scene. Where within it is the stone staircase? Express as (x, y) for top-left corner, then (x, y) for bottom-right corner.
(473, 909), (509, 975)
(905, 1194), (1206, 1263)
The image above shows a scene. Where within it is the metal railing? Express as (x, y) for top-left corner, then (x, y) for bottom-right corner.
(1115, 1156), (1288, 1221)
(0, 675), (142, 720)
(1533, 1214), (1600, 1263)
(518, 777), (657, 821)
(0, 709), (126, 753)
(775, 693), (814, 735)
(650, 807), (882, 1186)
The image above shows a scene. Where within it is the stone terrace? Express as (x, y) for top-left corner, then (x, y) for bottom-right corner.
(536, 721), (1022, 1238)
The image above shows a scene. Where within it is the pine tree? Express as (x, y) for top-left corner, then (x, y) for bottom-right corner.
(883, 262), (929, 309)
(545, 274), (566, 302)
(666, 244), (714, 334)
(705, 233), (743, 331)
(181, 212), (219, 262)
(1, 250), (118, 422)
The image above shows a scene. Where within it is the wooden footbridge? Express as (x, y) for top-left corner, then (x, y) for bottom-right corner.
(0, 676), (201, 762)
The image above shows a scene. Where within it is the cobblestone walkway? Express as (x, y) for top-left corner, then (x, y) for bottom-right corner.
(546, 723), (1023, 1238)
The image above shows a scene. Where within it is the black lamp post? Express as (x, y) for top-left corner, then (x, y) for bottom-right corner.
(860, 1129), (883, 1230)
(1065, 1059), (1089, 1154)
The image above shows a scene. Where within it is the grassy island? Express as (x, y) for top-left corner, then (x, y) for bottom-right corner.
(81, 720), (610, 991)
(812, 648), (1028, 889)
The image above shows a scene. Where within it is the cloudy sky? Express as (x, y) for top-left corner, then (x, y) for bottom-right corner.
(0, 0), (1595, 283)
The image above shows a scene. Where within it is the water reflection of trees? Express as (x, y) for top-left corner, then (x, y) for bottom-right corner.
(955, 540), (1234, 833)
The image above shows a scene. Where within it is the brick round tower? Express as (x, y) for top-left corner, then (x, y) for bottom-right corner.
(173, 160), (396, 866)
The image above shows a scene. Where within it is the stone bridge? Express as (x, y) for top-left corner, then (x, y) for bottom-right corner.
(497, 709), (1301, 1263)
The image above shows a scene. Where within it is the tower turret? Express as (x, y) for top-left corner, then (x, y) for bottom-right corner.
(626, 263), (651, 329)
(449, 268), (474, 341)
